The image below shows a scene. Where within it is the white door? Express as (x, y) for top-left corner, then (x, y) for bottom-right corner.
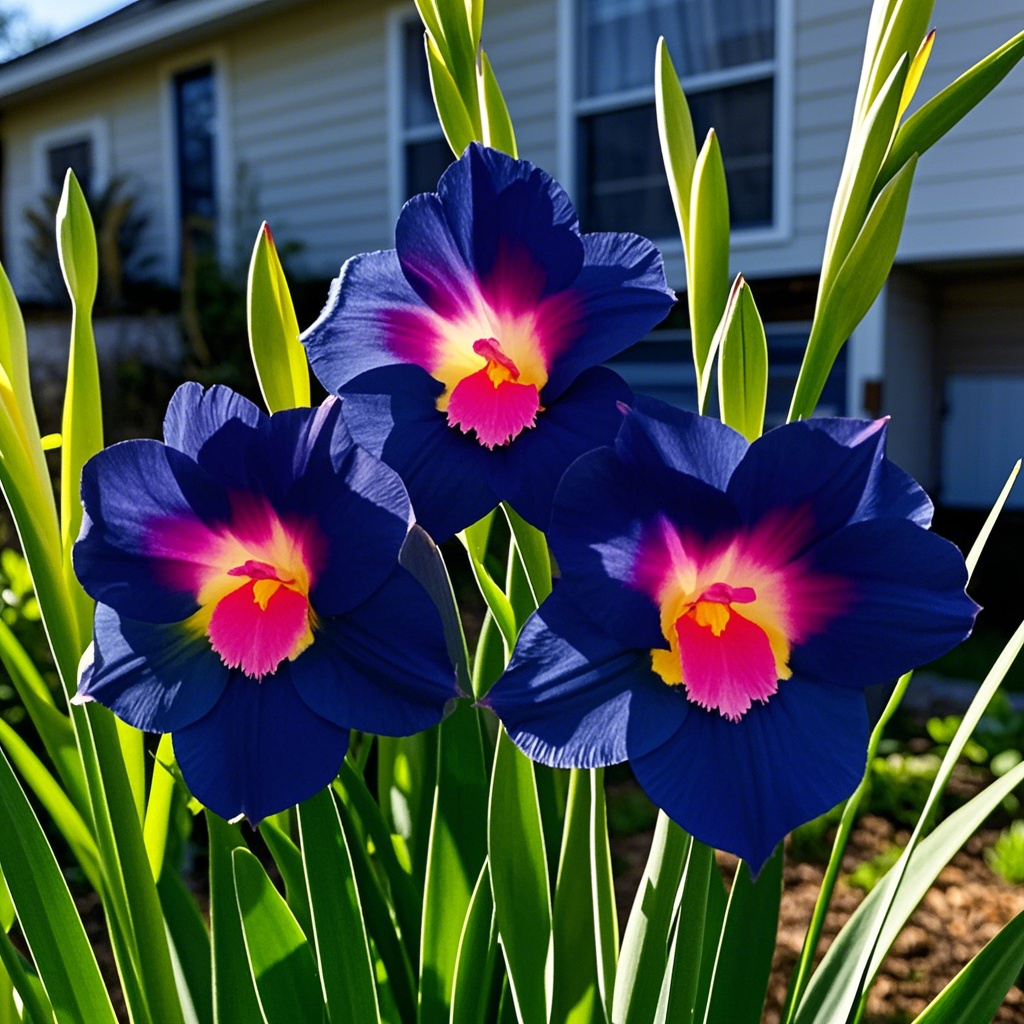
(942, 374), (1024, 509)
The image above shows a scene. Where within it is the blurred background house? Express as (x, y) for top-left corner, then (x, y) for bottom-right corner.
(0, 0), (1019, 515)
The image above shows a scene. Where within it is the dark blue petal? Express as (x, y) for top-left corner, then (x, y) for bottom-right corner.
(802, 418), (933, 527)
(437, 143), (583, 292)
(633, 678), (868, 872)
(793, 519), (979, 688)
(340, 365), (499, 542)
(78, 603), (228, 732)
(549, 446), (738, 650)
(544, 232), (675, 401)
(499, 366), (632, 531)
(302, 250), (428, 392)
(173, 670), (349, 825)
(484, 585), (685, 768)
(163, 383), (264, 460)
(75, 439), (229, 623)
(726, 417), (889, 548)
(291, 565), (456, 736)
(615, 398), (749, 492)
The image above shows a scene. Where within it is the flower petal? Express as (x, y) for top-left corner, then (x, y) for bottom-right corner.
(801, 418), (933, 527)
(543, 232), (675, 401)
(793, 518), (978, 688)
(291, 564), (456, 736)
(485, 585), (685, 768)
(436, 143), (584, 293)
(340, 365), (499, 542)
(77, 603), (229, 732)
(497, 366), (631, 531)
(615, 399), (749, 492)
(302, 249), (431, 392)
(726, 417), (891, 548)
(549, 445), (738, 649)
(75, 439), (229, 623)
(163, 382), (264, 461)
(632, 678), (868, 872)
(173, 670), (348, 824)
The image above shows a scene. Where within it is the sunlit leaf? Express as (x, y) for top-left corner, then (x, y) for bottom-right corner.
(716, 275), (768, 442)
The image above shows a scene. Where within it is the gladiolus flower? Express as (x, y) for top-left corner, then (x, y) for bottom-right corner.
(301, 143), (675, 542)
(485, 399), (979, 870)
(73, 384), (457, 823)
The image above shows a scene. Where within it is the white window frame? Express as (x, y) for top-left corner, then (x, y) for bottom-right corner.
(32, 117), (110, 199)
(557, 0), (794, 251)
(388, 9), (447, 223)
(159, 46), (233, 280)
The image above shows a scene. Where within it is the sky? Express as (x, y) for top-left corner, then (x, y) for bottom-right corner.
(18, 0), (131, 38)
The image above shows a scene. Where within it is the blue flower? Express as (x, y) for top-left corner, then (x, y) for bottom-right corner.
(485, 398), (979, 870)
(301, 143), (675, 541)
(74, 383), (457, 823)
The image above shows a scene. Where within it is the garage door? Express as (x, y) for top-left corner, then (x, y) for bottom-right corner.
(942, 374), (1024, 509)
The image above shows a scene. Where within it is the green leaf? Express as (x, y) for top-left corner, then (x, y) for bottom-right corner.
(910, 907), (1024, 1024)
(261, 813), (313, 940)
(480, 51), (517, 157)
(0, 718), (100, 891)
(461, 516), (517, 657)
(898, 29), (935, 121)
(612, 812), (690, 1024)
(966, 460), (1020, 578)
(206, 814), (262, 1024)
(247, 222), (309, 413)
(56, 169), (103, 654)
(859, 0), (933, 122)
(879, 30), (1024, 192)
(433, 0), (480, 125)
(790, 155), (918, 421)
(232, 847), (325, 1024)
(425, 33), (477, 158)
(687, 130), (730, 413)
(0, 926), (53, 1024)
(503, 504), (552, 606)
(655, 37), (698, 253)
(158, 870), (214, 1024)
(144, 735), (177, 880)
(488, 729), (552, 1024)
(449, 860), (501, 1024)
(297, 790), (380, 1022)
(653, 839), (715, 1024)
(552, 769), (611, 1024)
(400, 524), (471, 696)
(0, 744), (117, 1024)
(420, 703), (489, 1023)
(794, 689), (1024, 1023)
(703, 847), (783, 1024)
(334, 793), (417, 1024)
(716, 275), (768, 442)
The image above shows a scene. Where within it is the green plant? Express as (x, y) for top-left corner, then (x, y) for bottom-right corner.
(985, 820), (1024, 884)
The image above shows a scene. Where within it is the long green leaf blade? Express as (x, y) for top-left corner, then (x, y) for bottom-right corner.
(480, 51), (517, 157)
(449, 860), (501, 1024)
(716, 275), (768, 442)
(297, 789), (381, 1023)
(488, 729), (552, 1024)
(233, 847), (325, 1024)
(0, 744), (116, 1024)
(655, 37), (697, 249)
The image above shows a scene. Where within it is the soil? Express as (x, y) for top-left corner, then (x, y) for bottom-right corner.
(612, 813), (1024, 1024)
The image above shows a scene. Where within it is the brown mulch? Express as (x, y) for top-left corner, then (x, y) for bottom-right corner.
(613, 813), (1024, 1024)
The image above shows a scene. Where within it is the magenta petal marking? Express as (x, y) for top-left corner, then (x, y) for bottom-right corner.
(228, 559), (287, 581)
(676, 610), (779, 722)
(446, 369), (541, 449)
(700, 582), (755, 604)
(208, 582), (310, 679)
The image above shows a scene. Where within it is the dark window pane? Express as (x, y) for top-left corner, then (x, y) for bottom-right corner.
(174, 65), (217, 249)
(580, 0), (774, 98)
(578, 78), (773, 235)
(403, 19), (437, 130)
(405, 138), (453, 200)
(47, 138), (92, 195)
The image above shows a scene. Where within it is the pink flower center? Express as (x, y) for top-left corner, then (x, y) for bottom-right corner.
(445, 337), (542, 449)
(672, 583), (779, 722)
(206, 558), (316, 680)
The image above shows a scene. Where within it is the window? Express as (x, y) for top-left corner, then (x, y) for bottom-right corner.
(174, 64), (217, 252)
(46, 137), (93, 195)
(398, 18), (452, 200)
(575, 0), (777, 238)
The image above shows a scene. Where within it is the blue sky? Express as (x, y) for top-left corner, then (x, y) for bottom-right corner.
(19, 0), (130, 37)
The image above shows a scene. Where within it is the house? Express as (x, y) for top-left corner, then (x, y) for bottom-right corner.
(0, 0), (1020, 508)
